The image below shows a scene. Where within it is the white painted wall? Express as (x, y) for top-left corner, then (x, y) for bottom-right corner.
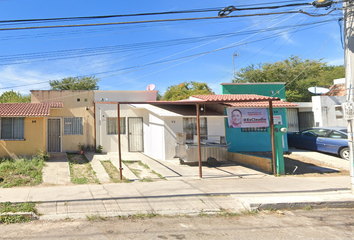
(94, 90), (157, 102)
(312, 96), (346, 127)
(94, 91), (156, 153)
(144, 115), (226, 160)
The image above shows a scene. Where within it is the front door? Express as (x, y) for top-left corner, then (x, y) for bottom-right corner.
(48, 118), (61, 152)
(128, 117), (143, 152)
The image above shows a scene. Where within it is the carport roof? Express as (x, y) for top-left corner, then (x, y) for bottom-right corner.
(0, 102), (63, 117)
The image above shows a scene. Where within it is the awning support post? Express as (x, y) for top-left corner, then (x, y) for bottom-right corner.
(117, 103), (123, 180)
(269, 100), (277, 176)
(196, 103), (202, 178)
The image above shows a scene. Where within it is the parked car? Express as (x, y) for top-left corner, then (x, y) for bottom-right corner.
(287, 127), (349, 160)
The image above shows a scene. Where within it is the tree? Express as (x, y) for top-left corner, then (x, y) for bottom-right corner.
(49, 76), (99, 90)
(0, 90), (31, 103)
(233, 56), (345, 102)
(162, 81), (214, 101)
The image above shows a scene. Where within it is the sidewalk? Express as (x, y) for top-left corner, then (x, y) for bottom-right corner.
(0, 176), (353, 220)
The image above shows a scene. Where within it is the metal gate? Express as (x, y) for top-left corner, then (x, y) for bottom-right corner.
(48, 118), (61, 152)
(128, 117), (143, 152)
(287, 108), (299, 132)
(299, 112), (314, 131)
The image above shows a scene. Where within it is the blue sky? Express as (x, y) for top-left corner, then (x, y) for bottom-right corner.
(0, 0), (345, 96)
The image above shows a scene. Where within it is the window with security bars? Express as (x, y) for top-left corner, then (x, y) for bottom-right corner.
(107, 117), (126, 134)
(183, 117), (207, 140)
(1, 117), (25, 140)
(64, 117), (83, 135)
(241, 127), (267, 132)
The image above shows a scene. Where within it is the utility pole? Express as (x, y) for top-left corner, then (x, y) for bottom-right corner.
(343, 0), (354, 194)
(232, 52), (238, 79)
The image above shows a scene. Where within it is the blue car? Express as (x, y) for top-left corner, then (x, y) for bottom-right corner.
(287, 127), (349, 160)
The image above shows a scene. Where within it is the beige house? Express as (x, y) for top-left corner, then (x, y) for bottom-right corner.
(0, 102), (63, 157)
(31, 90), (95, 153)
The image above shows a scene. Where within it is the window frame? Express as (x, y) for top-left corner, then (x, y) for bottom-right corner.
(63, 117), (83, 135)
(183, 117), (208, 140)
(107, 117), (126, 135)
(1, 117), (25, 140)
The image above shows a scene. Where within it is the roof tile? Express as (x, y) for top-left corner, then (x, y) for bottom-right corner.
(0, 102), (63, 117)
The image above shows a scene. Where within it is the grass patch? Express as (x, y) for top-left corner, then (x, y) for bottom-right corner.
(0, 214), (31, 224)
(117, 212), (159, 220)
(138, 161), (150, 169)
(0, 157), (45, 188)
(0, 202), (37, 224)
(303, 205), (313, 211)
(0, 202), (36, 214)
(68, 154), (99, 184)
(152, 170), (166, 180)
(123, 160), (165, 181)
(101, 160), (131, 183)
(86, 215), (106, 221)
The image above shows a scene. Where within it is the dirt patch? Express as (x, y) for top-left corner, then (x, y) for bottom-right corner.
(101, 160), (130, 183)
(123, 160), (165, 181)
(68, 154), (99, 184)
(245, 151), (349, 177)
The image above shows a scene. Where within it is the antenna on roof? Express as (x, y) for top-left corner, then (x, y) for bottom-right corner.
(308, 86), (330, 94)
(146, 84), (156, 91)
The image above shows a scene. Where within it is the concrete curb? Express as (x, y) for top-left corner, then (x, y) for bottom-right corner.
(250, 200), (354, 211)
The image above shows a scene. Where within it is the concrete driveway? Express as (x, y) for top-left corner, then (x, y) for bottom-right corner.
(289, 147), (350, 171)
(89, 152), (268, 182)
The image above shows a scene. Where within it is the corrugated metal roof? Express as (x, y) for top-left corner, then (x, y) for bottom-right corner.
(0, 102), (63, 117)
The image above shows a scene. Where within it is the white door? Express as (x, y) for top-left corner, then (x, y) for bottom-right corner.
(128, 117), (143, 152)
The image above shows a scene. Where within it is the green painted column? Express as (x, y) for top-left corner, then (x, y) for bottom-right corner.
(273, 125), (287, 175)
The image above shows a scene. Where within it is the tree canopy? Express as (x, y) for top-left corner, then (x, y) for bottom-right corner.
(233, 56), (345, 102)
(0, 90), (31, 103)
(49, 76), (99, 90)
(162, 81), (214, 101)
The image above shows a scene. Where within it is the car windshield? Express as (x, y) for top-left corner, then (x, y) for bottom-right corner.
(341, 129), (347, 133)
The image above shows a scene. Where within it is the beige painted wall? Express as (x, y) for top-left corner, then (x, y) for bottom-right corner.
(0, 117), (46, 158)
(31, 90), (95, 152)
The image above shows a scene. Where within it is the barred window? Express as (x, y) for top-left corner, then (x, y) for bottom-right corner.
(107, 117), (126, 134)
(183, 117), (207, 140)
(64, 117), (83, 135)
(1, 117), (25, 140)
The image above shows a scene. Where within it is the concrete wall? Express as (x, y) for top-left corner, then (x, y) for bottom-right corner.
(0, 117), (46, 158)
(31, 90), (95, 153)
(225, 108), (289, 152)
(227, 152), (272, 173)
(141, 112), (226, 161)
(221, 83), (289, 153)
(94, 91), (156, 153)
(312, 96), (346, 127)
(221, 83), (286, 100)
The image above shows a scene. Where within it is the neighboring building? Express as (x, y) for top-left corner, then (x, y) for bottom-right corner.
(287, 78), (347, 132)
(94, 90), (157, 154)
(0, 102), (62, 158)
(31, 90), (95, 153)
(220, 83), (296, 152)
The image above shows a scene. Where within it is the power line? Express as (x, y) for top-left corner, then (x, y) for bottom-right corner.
(0, 9), (342, 31)
(0, 19), (337, 66)
(0, 1), (326, 25)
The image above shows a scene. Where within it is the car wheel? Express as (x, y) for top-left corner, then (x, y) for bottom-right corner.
(339, 147), (349, 160)
(207, 157), (218, 167)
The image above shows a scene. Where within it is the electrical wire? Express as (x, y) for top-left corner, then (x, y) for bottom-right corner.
(0, 8), (342, 31)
